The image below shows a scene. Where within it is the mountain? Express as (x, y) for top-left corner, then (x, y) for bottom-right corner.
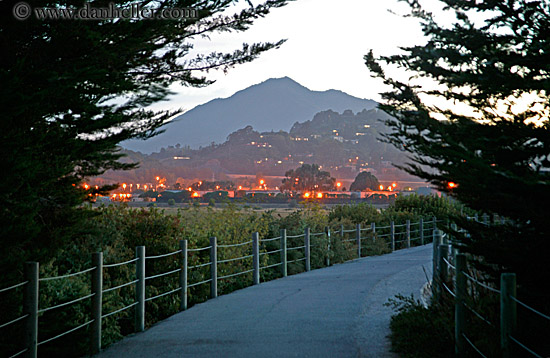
(121, 77), (377, 153)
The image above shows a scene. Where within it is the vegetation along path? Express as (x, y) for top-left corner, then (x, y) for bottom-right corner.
(96, 245), (432, 358)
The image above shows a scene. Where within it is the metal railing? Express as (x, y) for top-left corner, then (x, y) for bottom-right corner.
(432, 222), (549, 358)
(2, 216), (438, 358)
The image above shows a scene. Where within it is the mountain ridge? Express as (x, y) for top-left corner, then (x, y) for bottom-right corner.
(122, 77), (377, 153)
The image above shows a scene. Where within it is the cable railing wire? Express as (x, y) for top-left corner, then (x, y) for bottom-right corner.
(0, 314), (28, 329)
(218, 269), (254, 280)
(188, 262), (212, 269)
(464, 302), (494, 327)
(103, 280), (139, 294)
(260, 262), (282, 270)
(8, 348), (27, 358)
(37, 319), (94, 346)
(462, 333), (489, 358)
(462, 271), (500, 294)
(145, 250), (182, 260)
(218, 240), (253, 248)
(102, 302), (138, 319)
(104, 258), (139, 268)
(145, 268), (181, 281)
(39, 266), (96, 282)
(259, 249), (282, 256)
(187, 246), (211, 252)
(509, 335), (544, 358)
(442, 282), (456, 298)
(218, 255), (253, 264)
(261, 236), (281, 242)
(287, 246), (305, 251)
(286, 233), (305, 239)
(38, 293), (95, 314)
(0, 281), (27, 294)
(443, 257), (456, 270)
(145, 287), (181, 302)
(510, 296), (550, 321)
(187, 279), (212, 288)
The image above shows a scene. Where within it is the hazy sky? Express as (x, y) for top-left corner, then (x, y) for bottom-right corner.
(155, 0), (445, 114)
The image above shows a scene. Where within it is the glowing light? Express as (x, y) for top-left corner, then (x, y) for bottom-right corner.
(304, 192), (311, 198)
(238, 186), (242, 190)
(392, 183), (397, 188)
(83, 184), (89, 190)
(122, 183), (127, 190)
(156, 176), (160, 181)
(192, 192), (199, 198)
(316, 193), (323, 198)
(448, 182), (457, 189)
(144, 185), (148, 190)
(336, 182), (342, 188)
(379, 185), (384, 191)
(188, 187), (192, 191)
(259, 179), (265, 185)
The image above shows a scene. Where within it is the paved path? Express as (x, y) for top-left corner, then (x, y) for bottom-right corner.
(96, 245), (432, 358)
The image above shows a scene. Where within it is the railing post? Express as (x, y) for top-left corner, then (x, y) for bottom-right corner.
(135, 246), (145, 333)
(390, 221), (395, 252)
(280, 229), (287, 277)
(24, 262), (38, 358)
(325, 226), (331, 267)
(482, 213), (489, 226)
(252, 232), (260, 285)
(304, 227), (311, 271)
(474, 213), (478, 222)
(356, 223), (361, 258)
(420, 218), (424, 245)
(180, 240), (188, 311)
(406, 220), (411, 248)
(340, 224), (344, 241)
(455, 253), (466, 357)
(432, 230), (441, 300)
(210, 237), (218, 298)
(433, 216), (437, 233)
(91, 252), (103, 354)
(371, 222), (376, 242)
(500, 273), (517, 358)
(438, 245), (448, 288)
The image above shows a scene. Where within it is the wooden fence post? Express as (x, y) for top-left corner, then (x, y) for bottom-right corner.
(280, 229), (287, 277)
(390, 221), (395, 252)
(371, 222), (376, 243)
(325, 226), (331, 267)
(210, 237), (218, 298)
(406, 220), (411, 248)
(24, 262), (38, 358)
(438, 245), (448, 287)
(252, 232), (260, 285)
(179, 240), (187, 311)
(91, 252), (103, 354)
(420, 218), (424, 245)
(501, 273), (517, 358)
(305, 227), (311, 271)
(356, 223), (361, 258)
(432, 230), (441, 300)
(135, 246), (145, 333)
(455, 253), (466, 357)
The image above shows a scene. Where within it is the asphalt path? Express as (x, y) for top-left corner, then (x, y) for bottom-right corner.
(96, 244), (432, 358)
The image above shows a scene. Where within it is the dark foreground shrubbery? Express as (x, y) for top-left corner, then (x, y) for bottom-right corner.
(387, 295), (454, 358)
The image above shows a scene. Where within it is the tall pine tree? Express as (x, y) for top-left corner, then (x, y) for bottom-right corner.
(366, 0), (549, 346)
(0, 0), (290, 271)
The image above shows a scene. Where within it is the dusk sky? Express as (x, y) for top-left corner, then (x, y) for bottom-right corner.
(153, 0), (447, 114)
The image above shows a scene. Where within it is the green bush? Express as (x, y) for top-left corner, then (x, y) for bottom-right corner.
(386, 295), (454, 358)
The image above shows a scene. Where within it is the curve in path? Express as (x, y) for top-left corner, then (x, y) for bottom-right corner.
(96, 245), (432, 358)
